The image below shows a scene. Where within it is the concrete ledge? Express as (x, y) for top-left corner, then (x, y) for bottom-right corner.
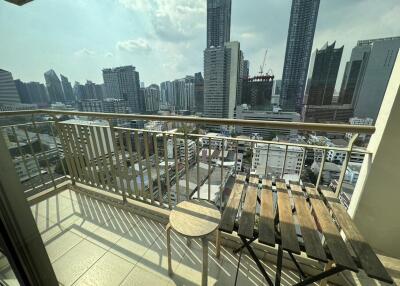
(27, 178), (71, 206)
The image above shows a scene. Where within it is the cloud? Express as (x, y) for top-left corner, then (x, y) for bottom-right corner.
(74, 48), (95, 56)
(116, 38), (151, 53)
(104, 52), (114, 58)
(119, 0), (206, 42)
(118, 0), (152, 12)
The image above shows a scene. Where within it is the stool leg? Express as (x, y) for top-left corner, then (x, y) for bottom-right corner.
(216, 230), (221, 258)
(202, 238), (208, 286)
(166, 223), (172, 276)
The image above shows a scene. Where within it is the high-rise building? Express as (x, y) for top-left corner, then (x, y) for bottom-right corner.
(160, 81), (173, 106)
(280, 0), (320, 111)
(207, 0), (231, 48)
(79, 99), (104, 113)
(102, 65), (141, 113)
(26, 82), (48, 104)
(172, 78), (185, 109)
(144, 84), (160, 112)
(73, 82), (86, 101)
(44, 69), (65, 103)
(0, 69), (21, 105)
(302, 104), (353, 123)
(243, 60), (250, 79)
(14, 79), (31, 103)
(182, 76), (195, 111)
(194, 72), (204, 113)
(103, 98), (127, 114)
(339, 37), (400, 121)
(60, 74), (74, 102)
(241, 76), (274, 110)
(203, 41), (241, 120)
(305, 42), (343, 106)
(84, 81), (104, 101)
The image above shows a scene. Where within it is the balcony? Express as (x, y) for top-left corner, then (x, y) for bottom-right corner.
(0, 109), (399, 286)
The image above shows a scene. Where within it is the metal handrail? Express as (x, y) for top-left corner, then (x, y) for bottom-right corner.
(0, 109), (376, 134)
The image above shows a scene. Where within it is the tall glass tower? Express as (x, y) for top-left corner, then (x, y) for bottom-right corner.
(280, 0), (320, 111)
(206, 0), (231, 48)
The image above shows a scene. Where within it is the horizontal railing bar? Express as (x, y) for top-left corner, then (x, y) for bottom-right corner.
(114, 127), (372, 154)
(0, 121), (55, 128)
(0, 109), (376, 134)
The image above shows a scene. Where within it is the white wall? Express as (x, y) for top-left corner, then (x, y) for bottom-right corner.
(348, 51), (400, 258)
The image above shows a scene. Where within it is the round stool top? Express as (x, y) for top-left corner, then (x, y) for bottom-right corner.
(169, 200), (221, 238)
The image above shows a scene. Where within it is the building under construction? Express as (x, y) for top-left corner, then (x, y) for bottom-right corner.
(240, 75), (274, 110)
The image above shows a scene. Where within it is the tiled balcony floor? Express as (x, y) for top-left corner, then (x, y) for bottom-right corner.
(27, 188), (308, 286)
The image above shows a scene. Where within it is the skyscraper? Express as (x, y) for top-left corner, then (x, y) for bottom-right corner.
(44, 69), (65, 103)
(280, 0), (320, 111)
(243, 60), (250, 79)
(144, 84), (160, 112)
(102, 65), (141, 113)
(339, 37), (400, 121)
(14, 79), (31, 103)
(241, 76), (274, 110)
(172, 78), (185, 109)
(207, 0), (231, 48)
(160, 81), (174, 107)
(60, 74), (74, 102)
(305, 42), (343, 105)
(194, 72), (204, 113)
(26, 82), (49, 104)
(203, 41), (241, 120)
(0, 69), (21, 105)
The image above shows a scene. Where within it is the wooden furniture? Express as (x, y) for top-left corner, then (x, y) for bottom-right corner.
(167, 199), (221, 286)
(219, 174), (393, 286)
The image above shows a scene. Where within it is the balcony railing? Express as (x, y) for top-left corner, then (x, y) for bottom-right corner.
(0, 109), (374, 210)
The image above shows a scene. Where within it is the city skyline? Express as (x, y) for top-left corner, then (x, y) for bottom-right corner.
(1, 0), (400, 90)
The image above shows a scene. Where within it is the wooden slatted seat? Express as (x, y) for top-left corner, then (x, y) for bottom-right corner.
(320, 187), (393, 283)
(258, 179), (275, 246)
(276, 179), (301, 254)
(218, 174), (393, 285)
(219, 174), (246, 233)
(238, 176), (259, 239)
(290, 182), (327, 262)
(304, 184), (358, 271)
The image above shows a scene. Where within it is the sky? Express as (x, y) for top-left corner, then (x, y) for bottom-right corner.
(1, 0), (400, 90)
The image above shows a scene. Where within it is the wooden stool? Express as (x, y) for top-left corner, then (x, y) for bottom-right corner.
(166, 200), (221, 286)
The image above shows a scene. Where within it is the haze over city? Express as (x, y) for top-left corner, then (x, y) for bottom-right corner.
(1, 0), (399, 88)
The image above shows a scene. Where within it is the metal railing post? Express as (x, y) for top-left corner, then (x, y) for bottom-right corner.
(153, 132), (163, 205)
(316, 149), (326, 189)
(234, 140), (239, 174)
(173, 134), (180, 204)
(220, 138), (225, 208)
(264, 143), (270, 177)
(125, 130), (139, 197)
(108, 120), (126, 203)
(196, 137), (200, 199)
(31, 116), (56, 189)
(208, 137), (212, 201)
(10, 126), (35, 191)
(163, 133), (171, 208)
(143, 131), (154, 204)
(184, 127), (189, 200)
(335, 134), (359, 197)
(281, 145), (288, 179)
(134, 130), (145, 198)
(298, 147), (306, 183)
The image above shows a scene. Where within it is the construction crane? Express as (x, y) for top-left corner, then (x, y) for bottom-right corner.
(258, 49), (268, 76)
